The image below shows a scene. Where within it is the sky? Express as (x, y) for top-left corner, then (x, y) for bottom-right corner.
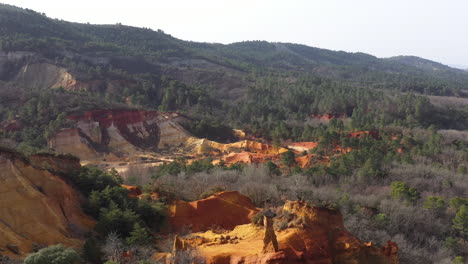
(2, 0), (467, 67)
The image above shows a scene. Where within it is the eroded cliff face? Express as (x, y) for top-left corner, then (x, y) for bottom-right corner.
(48, 110), (189, 162)
(167, 196), (398, 264)
(47, 110), (290, 170)
(6, 59), (139, 92)
(15, 63), (77, 90)
(0, 149), (94, 257)
(169, 191), (259, 233)
(47, 109), (382, 174)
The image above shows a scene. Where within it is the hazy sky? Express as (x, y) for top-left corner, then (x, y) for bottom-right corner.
(2, 0), (467, 66)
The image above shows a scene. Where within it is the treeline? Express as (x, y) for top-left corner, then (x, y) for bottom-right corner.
(66, 166), (165, 263)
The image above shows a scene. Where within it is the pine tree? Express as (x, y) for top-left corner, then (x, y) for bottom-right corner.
(126, 223), (153, 246)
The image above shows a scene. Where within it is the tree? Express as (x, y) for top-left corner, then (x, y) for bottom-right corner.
(452, 205), (468, 240)
(281, 151), (296, 167)
(24, 245), (80, 264)
(424, 196), (446, 215)
(94, 202), (139, 237)
(449, 197), (468, 211)
(266, 161), (281, 176)
(126, 223), (153, 246)
(82, 236), (104, 264)
(357, 158), (379, 182)
(109, 168), (123, 184)
(390, 181), (420, 203)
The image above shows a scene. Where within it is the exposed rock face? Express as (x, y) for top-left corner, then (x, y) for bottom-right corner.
(48, 128), (100, 161)
(169, 191), (259, 232)
(178, 200), (398, 264)
(46, 108), (381, 174)
(121, 184), (142, 198)
(287, 142), (318, 153)
(199, 140), (287, 155)
(0, 149), (94, 257)
(29, 153), (81, 174)
(48, 110), (190, 161)
(47, 109), (288, 170)
(209, 140), (288, 166)
(15, 63), (77, 90)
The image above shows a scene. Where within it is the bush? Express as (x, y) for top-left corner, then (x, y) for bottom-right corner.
(449, 197), (468, 211)
(390, 181), (420, 203)
(251, 212), (264, 226)
(281, 150), (296, 167)
(199, 186), (225, 199)
(24, 245), (80, 264)
(266, 161), (281, 176)
(452, 256), (464, 264)
(452, 205), (468, 240)
(424, 196), (446, 215)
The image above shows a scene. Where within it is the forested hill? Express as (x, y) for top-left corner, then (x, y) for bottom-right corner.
(1, 3), (467, 96)
(0, 3), (467, 152)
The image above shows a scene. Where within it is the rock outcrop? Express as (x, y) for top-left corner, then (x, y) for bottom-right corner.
(287, 142), (318, 153)
(47, 109), (288, 170)
(14, 63), (77, 90)
(48, 110), (190, 161)
(0, 148), (94, 257)
(29, 153), (81, 174)
(169, 191), (259, 232)
(177, 200), (398, 264)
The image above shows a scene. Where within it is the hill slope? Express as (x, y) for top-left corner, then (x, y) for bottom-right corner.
(0, 3), (467, 153)
(1, 3), (468, 97)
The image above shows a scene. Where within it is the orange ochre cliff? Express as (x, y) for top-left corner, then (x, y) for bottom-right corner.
(0, 148), (94, 257)
(169, 191), (259, 233)
(163, 192), (398, 264)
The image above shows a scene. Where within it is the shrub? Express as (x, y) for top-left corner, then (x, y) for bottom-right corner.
(251, 212), (264, 226)
(452, 205), (468, 240)
(170, 249), (206, 264)
(278, 221), (288, 230)
(24, 245), (80, 264)
(199, 186), (225, 199)
(449, 197), (468, 211)
(424, 196), (446, 215)
(452, 256), (464, 264)
(390, 181), (420, 203)
(266, 161), (281, 176)
(281, 150), (296, 167)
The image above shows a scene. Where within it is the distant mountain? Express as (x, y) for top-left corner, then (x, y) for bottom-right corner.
(0, 3), (467, 98)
